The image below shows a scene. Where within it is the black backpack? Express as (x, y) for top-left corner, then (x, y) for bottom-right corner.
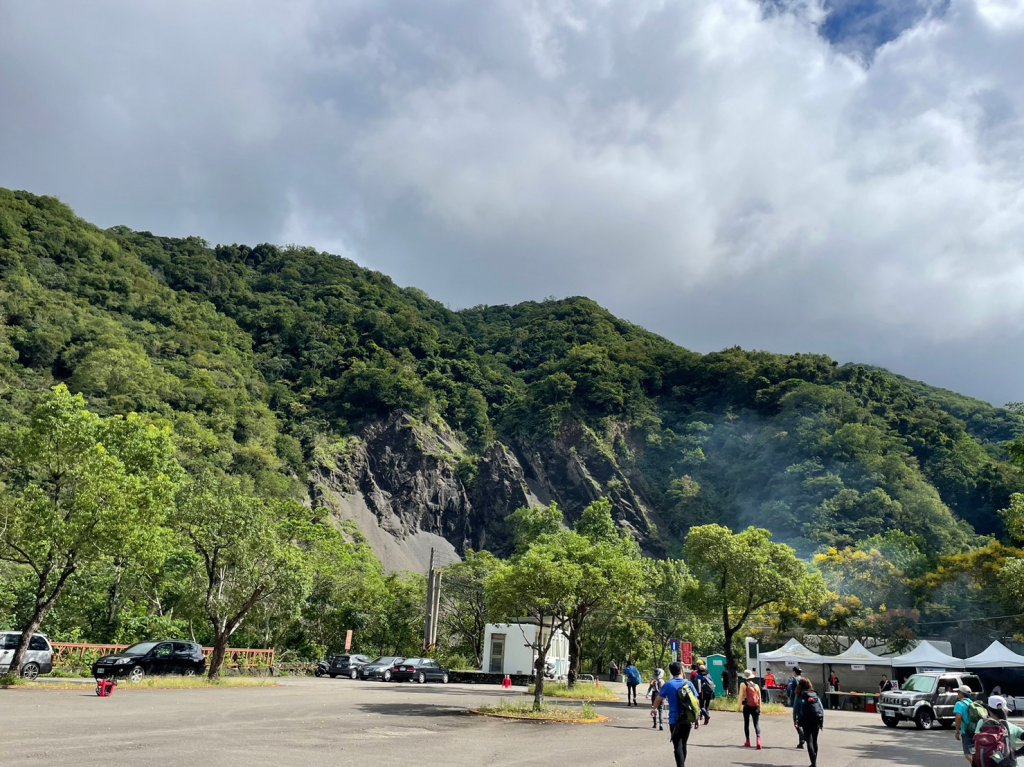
(799, 692), (825, 728)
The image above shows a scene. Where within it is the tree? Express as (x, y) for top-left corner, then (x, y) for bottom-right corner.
(684, 524), (820, 693)
(643, 559), (703, 666)
(506, 502), (564, 553)
(438, 550), (501, 667)
(486, 542), (578, 711)
(559, 499), (644, 688)
(173, 475), (318, 679)
(0, 385), (179, 676)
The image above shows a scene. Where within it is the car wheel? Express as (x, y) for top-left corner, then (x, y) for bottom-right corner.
(128, 666), (145, 683)
(914, 709), (934, 730)
(442, 673), (449, 684)
(383, 670), (391, 682)
(183, 669), (197, 677)
(417, 672), (426, 684)
(350, 669), (358, 680)
(881, 714), (899, 728)
(20, 662), (40, 681)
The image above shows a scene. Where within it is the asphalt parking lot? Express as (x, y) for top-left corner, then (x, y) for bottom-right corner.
(4, 677), (968, 766)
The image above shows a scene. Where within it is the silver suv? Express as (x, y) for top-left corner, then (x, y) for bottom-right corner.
(879, 671), (984, 729)
(0, 632), (54, 679)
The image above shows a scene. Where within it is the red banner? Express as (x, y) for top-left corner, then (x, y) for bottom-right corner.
(681, 642), (693, 666)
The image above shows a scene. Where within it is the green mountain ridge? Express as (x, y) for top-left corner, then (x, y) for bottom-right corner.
(1, 188), (1021, 565)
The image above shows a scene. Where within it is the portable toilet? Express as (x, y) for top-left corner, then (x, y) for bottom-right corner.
(706, 654), (727, 694)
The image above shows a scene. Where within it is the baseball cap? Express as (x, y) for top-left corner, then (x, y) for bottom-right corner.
(793, 666), (802, 673)
(957, 685), (972, 695)
(988, 695), (1007, 710)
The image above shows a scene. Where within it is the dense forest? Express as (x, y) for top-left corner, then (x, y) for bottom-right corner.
(2, 188), (1023, 669)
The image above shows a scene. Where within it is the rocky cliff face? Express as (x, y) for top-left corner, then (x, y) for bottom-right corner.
(311, 412), (664, 572)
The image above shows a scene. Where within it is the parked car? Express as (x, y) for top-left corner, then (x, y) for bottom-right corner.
(0, 631), (54, 679)
(360, 656), (405, 681)
(328, 654), (372, 679)
(92, 640), (206, 682)
(878, 671), (984, 729)
(389, 657), (449, 684)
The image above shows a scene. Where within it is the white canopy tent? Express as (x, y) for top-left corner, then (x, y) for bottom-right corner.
(964, 641), (1024, 669)
(758, 637), (827, 666)
(889, 641), (964, 670)
(827, 640), (892, 667)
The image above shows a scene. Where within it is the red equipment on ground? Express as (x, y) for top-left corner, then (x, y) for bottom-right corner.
(95, 679), (117, 697)
(502, 675), (512, 689)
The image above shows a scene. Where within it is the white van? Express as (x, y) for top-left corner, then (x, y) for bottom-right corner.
(0, 632), (54, 679)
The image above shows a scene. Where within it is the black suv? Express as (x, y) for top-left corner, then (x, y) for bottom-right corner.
(328, 654), (371, 679)
(879, 672), (984, 729)
(92, 640), (206, 682)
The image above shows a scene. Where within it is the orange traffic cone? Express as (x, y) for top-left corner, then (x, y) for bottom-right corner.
(595, 677), (600, 687)
(502, 674), (512, 689)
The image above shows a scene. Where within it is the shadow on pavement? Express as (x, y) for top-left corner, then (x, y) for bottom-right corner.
(356, 685), (516, 697)
(357, 702), (474, 718)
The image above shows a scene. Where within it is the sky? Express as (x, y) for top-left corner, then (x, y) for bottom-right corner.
(1, 0), (1022, 405)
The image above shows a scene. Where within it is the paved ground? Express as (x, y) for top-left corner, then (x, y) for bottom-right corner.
(5, 677), (967, 766)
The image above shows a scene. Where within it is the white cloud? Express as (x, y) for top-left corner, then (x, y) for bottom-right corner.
(1, 0), (1023, 402)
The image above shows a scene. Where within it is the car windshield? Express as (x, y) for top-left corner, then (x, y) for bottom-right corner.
(372, 657), (402, 666)
(122, 642), (159, 656)
(900, 675), (937, 693)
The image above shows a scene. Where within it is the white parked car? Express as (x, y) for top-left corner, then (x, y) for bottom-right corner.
(0, 632), (54, 679)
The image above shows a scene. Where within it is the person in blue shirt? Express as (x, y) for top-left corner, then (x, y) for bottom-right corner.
(953, 685), (976, 765)
(624, 659), (642, 706)
(652, 661), (700, 767)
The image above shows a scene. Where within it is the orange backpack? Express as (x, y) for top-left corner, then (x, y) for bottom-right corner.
(744, 680), (761, 708)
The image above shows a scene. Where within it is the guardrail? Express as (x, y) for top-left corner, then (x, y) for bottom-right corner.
(50, 642), (275, 670)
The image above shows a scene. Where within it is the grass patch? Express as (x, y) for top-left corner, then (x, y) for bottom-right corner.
(527, 681), (619, 702)
(0, 675), (27, 688)
(709, 697), (788, 716)
(3, 676), (276, 691)
(475, 698), (607, 723)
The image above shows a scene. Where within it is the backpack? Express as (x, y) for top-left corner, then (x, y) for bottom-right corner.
(677, 681), (701, 725)
(966, 700), (990, 733)
(787, 676), (800, 704)
(625, 666), (642, 685)
(698, 673), (716, 699)
(973, 719), (1011, 767)
(743, 680), (761, 708)
(799, 692), (825, 728)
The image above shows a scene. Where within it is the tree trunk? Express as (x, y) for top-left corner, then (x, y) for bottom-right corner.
(8, 564), (75, 677)
(208, 630), (230, 680)
(723, 626), (737, 696)
(533, 651), (547, 711)
(567, 618), (583, 689)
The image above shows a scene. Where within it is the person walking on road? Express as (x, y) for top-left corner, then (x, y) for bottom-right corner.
(695, 664), (715, 725)
(974, 695), (1024, 766)
(624, 659), (642, 706)
(652, 661), (700, 767)
(720, 667), (731, 697)
(788, 666), (806, 748)
(955, 685), (980, 765)
(648, 668), (665, 730)
(739, 669), (763, 750)
(794, 678), (824, 767)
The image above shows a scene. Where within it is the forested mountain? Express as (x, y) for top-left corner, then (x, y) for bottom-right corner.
(2, 189), (1021, 571)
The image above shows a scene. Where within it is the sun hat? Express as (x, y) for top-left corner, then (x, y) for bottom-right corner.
(744, 669), (755, 679)
(988, 695), (1007, 710)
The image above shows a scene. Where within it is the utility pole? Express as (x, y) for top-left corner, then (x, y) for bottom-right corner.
(423, 548), (442, 651)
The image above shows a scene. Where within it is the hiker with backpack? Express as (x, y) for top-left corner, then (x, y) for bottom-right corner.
(694, 664), (715, 725)
(739, 669), (763, 750)
(973, 695), (1024, 767)
(955, 685), (986, 765)
(648, 668), (665, 730)
(793, 678), (824, 767)
(788, 666), (806, 748)
(651, 661), (701, 767)
(624, 659), (642, 706)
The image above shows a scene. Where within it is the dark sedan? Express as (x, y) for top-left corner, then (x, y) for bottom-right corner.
(92, 640), (206, 682)
(360, 656), (405, 681)
(328, 653), (372, 679)
(389, 658), (449, 684)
